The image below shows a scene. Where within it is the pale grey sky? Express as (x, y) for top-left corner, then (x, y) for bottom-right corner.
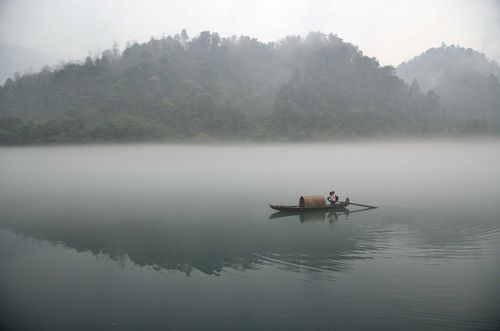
(1, 0), (499, 66)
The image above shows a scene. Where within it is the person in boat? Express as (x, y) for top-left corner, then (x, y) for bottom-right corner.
(327, 191), (339, 205)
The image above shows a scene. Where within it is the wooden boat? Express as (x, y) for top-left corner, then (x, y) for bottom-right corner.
(270, 197), (350, 212)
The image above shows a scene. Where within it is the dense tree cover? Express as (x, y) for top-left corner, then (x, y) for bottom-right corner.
(0, 31), (487, 144)
(397, 44), (500, 133)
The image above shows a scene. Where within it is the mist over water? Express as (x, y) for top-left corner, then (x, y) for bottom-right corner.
(1, 140), (500, 330)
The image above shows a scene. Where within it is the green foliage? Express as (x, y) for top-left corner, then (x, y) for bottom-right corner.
(0, 31), (495, 145)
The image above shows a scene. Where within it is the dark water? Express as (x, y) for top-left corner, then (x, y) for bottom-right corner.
(1, 141), (499, 330)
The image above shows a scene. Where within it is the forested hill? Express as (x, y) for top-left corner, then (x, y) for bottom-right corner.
(0, 31), (490, 144)
(397, 45), (500, 124)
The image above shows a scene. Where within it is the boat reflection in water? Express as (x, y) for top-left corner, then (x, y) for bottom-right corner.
(0, 205), (381, 277)
(269, 206), (375, 223)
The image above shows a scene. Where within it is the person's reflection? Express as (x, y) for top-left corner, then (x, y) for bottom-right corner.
(327, 212), (338, 224)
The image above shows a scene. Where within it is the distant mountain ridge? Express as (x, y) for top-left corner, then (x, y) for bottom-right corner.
(396, 45), (500, 120)
(397, 44), (500, 90)
(0, 43), (57, 83)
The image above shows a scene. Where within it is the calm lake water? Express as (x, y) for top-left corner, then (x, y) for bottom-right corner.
(1, 140), (499, 330)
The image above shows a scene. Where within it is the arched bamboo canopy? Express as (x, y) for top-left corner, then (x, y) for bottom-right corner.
(299, 195), (326, 208)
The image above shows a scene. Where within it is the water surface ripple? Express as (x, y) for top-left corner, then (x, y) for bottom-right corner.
(1, 141), (499, 331)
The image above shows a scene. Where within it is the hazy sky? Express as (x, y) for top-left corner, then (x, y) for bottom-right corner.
(0, 0), (499, 66)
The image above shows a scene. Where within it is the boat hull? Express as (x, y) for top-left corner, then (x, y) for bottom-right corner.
(269, 200), (350, 212)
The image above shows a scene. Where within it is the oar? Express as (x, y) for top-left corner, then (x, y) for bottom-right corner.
(348, 202), (378, 209)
